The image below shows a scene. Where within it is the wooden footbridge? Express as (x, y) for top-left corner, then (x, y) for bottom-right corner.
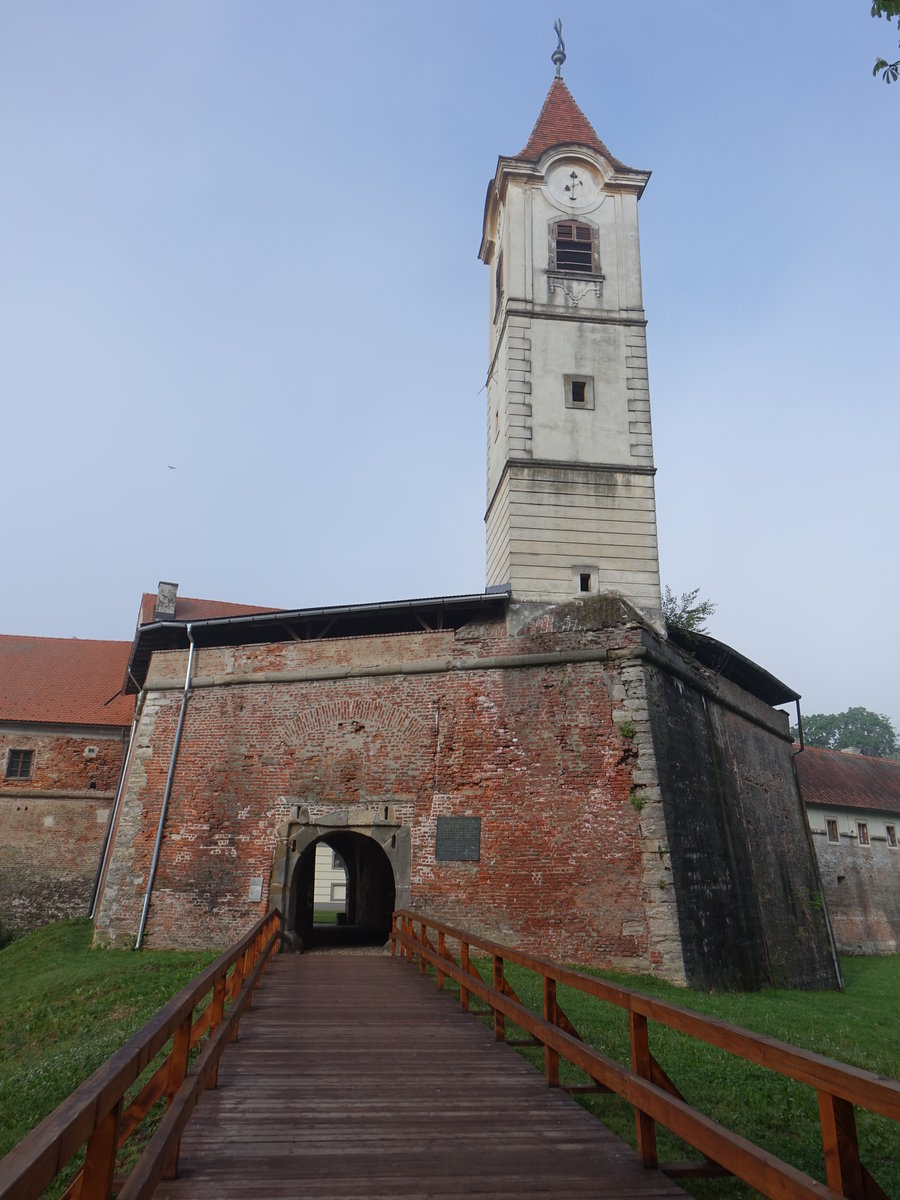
(1, 911), (898, 1200)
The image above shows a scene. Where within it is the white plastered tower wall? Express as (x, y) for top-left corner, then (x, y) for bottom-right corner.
(480, 80), (662, 616)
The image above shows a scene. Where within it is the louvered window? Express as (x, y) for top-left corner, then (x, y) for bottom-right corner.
(555, 222), (594, 273)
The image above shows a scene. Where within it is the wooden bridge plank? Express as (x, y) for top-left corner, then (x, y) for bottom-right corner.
(154, 954), (684, 1199)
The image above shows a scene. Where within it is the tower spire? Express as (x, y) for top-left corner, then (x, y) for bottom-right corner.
(552, 18), (566, 77)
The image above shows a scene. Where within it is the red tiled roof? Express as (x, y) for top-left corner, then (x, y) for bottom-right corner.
(138, 594), (283, 626)
(0, 635), (134, 727)
(796, 746), (900, 816)
(516, 77), (627, 167)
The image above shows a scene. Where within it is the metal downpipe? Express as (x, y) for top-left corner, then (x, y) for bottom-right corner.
(789, 700), (843, 989)
(88, 689), (146, 919)
(135, 625), (195, 949)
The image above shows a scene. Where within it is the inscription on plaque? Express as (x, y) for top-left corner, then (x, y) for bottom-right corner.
(435, 816), (481, 862)
(248, 875), (263, 903)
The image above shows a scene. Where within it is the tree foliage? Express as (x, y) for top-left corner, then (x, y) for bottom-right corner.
(791, 706), (898, 758)
(662, 586), (717, 634)
(872, 2), (900, 84)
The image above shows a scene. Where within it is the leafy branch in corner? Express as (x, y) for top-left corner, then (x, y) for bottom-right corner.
(872, 1), (900, 83)
(661, 586), (717, 634)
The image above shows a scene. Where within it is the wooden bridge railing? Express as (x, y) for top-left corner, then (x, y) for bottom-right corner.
(391, 910), (899, 1200)
(0, 908), (282, 1200)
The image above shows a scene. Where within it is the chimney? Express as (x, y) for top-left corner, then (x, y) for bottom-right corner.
(154, 581), (178, 621)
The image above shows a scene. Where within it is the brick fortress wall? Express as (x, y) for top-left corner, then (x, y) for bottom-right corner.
(92, 598), (838, 988)
(0, 728), (126, 930)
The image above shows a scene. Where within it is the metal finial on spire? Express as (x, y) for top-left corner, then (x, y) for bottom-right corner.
(552, 18), (566, 77)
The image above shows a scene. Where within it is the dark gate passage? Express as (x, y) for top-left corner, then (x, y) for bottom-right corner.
(153, 953), (687, 1199)
(291, 831), (396, 949)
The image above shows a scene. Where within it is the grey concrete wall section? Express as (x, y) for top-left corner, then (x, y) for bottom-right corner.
(813, 832), (899, 955)
(644, 659), (839, 991)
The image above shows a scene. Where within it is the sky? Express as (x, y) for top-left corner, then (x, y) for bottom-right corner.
(1, 2), (898, 730)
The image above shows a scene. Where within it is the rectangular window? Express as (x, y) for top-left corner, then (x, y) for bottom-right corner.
(886, 824), (897, 848)
(579, 572), (592, 593)
(555, 221), (593, 273)
(564, 375), (595, 410)
(5, 749), (33, 780)
(330, 881), (346, 903)
(857, 822), (869, 846)
(826, 818), (839, 844)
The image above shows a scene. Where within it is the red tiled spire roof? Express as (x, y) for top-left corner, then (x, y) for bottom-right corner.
(515, 77), (626, 168)
(0, 635), (134, 726)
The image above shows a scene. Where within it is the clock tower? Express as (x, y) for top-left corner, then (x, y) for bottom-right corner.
(479, 57), (661, 617)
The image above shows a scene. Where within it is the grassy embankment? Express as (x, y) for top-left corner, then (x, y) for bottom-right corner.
(1, 921), (897, 1200)
(0, 919), (216, 1171)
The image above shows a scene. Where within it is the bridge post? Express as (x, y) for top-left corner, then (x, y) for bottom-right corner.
(244, 943), (256, 1009)
(80, 1098), (121, 1200)
(818, 1091), (865, 1198)
(228, 956), (245, 1041)
(629, 1012), (658, 1169)
(460, 940), (471, 1012)
(543, 977), (559, 1087)
(162, 1010), (193, 1178)
(437, 930), (446, 989)
(207, 974), (228, 1089)
(493, 954), (506, 1041)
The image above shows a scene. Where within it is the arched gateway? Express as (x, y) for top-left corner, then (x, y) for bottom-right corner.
(269, 804), (410, 948)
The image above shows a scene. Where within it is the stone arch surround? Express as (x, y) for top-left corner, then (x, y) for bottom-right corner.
(270, 804), (411, 934)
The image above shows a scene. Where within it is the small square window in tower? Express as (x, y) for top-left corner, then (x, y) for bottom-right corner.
(564, 375), (595, 410)
(555, 221), (593, 273)
(6, 748), (33, 779)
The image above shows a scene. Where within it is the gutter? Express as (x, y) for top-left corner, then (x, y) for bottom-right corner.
(135, 624), (195, 950)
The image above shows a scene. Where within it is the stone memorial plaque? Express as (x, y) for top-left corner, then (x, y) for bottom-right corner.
(248, 875), (263, 902)
(435, 816), (481, 862)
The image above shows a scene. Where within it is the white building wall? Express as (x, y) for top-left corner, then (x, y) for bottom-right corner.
(313, 843), (347, 913)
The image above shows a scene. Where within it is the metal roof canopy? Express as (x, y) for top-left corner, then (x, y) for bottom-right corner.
(125, 588), (511, 692)
(666, 625), (800, 708)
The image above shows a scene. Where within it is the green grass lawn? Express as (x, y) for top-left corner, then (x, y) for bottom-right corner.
(0, 919), (216, 1167)
(1, 921), (897, 1200)
(313, 909), (339, 924)
(462, 955), (900, 1199)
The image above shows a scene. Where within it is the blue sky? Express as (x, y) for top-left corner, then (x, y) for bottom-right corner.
(1, 2), (898, 729)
